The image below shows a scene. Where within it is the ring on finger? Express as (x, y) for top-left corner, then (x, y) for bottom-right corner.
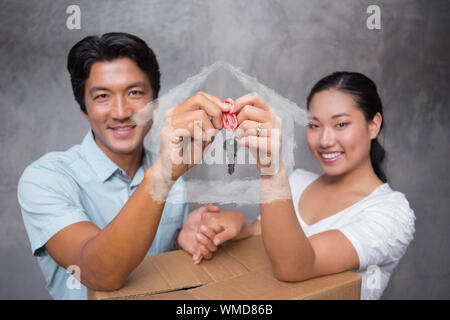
(256, 123), (263, 136)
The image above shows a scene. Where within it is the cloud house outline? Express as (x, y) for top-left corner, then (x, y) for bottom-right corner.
(139, 61), (307, 204)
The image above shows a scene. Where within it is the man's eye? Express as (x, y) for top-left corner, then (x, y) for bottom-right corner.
(129, 90), (143, 96)
(94, 94), (108, 100)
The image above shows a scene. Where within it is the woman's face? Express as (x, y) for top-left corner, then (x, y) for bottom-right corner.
(306, 89), (380, 177)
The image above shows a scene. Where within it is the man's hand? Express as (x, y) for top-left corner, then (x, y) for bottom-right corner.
(150, 92), (229, 194)
(199, 209), (252, 246)
(177, 204), (223, 263)
(179, 204), (252, 264)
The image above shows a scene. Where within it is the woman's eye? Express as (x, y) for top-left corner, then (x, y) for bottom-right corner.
(336, 122), (349, 128)
(307, 123), (319, 129)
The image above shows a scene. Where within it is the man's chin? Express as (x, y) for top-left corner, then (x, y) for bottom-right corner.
(104, 138), (143, 155)
(109, 144), (141, 155)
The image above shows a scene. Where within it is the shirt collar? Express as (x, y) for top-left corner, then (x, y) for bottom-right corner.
(80, 131), (152, 183)
(129, 147), (153, 189)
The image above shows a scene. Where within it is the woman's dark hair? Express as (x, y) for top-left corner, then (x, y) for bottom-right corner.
(306, 72), (387, 183)
(67, 32), (161, 114)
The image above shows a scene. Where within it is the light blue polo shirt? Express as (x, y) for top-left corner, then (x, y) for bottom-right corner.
(17, 131), (189, 300)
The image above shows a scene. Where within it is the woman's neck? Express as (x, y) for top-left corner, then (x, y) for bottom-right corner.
(321, 158), (383, 195)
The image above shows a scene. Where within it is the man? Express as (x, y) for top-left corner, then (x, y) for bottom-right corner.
(17, 32), (251, 299)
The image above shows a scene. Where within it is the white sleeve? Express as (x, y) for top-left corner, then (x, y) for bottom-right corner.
(338, 193), (416, 271)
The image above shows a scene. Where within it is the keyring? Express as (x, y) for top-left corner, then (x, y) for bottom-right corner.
(222, 113), (238, 130)
(222, 100), (239, 130)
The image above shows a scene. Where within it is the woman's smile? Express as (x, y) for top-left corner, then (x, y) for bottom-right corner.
(319, 151), (344, 163)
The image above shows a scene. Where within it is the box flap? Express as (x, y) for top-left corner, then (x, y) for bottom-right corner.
(189, 267), (361, 300)
(222, 235), (271, 271)
(88, 246), (247, 300)
(122, 290), (197, 300)
(88, 235), (361, 300)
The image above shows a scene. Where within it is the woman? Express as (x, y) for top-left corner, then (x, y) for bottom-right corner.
(196, 72), (415, 299)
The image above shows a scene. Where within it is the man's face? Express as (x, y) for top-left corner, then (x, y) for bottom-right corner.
(83, 57), (153, 158)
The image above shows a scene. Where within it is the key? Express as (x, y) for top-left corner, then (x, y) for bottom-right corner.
(221, 99), (239, 175)
(224, 137), (238, 175)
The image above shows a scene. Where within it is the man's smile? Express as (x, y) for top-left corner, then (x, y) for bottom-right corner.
(108, 124), (137, 137)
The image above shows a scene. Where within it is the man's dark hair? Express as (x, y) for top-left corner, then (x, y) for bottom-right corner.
(67, 32), (161, 114)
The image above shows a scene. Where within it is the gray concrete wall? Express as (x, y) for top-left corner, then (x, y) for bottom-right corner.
(0, 0), (448, 299)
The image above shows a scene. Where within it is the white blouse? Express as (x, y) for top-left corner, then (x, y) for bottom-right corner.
(287, 169), (416, 299)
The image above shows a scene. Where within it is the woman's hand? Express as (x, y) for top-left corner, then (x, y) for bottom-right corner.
(233, 93), (283, 175)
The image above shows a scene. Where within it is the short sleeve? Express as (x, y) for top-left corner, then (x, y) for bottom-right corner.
(338, 192), (416, 271)
(288, 169), (320, 200)
(17, 164), (91, 256)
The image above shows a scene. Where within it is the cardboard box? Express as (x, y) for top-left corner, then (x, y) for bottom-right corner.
(88, 235), (361, 300)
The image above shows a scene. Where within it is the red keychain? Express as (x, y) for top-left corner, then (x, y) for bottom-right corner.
(222, 99), (238, 130)
(222, 99), (239, 175)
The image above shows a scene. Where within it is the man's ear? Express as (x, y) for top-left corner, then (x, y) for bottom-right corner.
(369, 112), (382, 140)
(82, 110), (88, 119)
